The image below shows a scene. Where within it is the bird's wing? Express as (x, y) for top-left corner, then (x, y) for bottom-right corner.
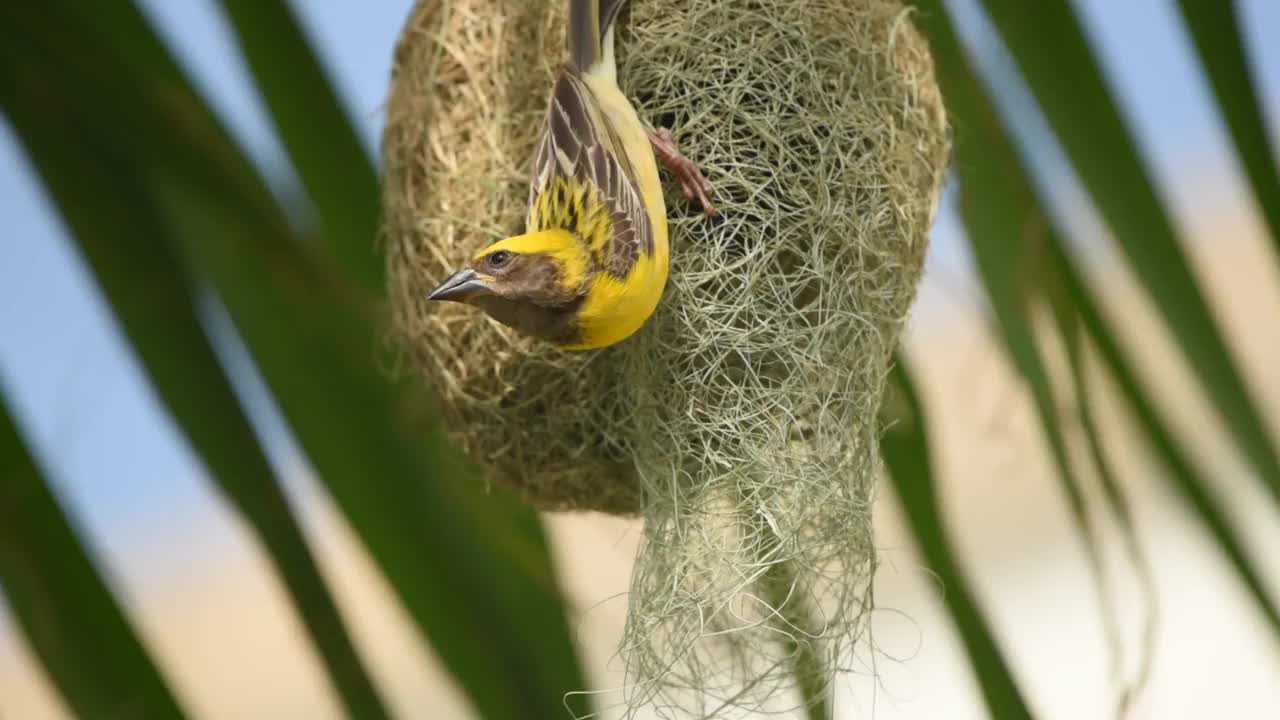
(567, 0), (630, 73)
(529, 72), (653, 279)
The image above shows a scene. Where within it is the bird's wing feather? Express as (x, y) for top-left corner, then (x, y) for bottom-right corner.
(566, 0), (600, 72)
(567, 0), (630, 72)
(529, 72), (652, 278)
(598, 0), (629, 41)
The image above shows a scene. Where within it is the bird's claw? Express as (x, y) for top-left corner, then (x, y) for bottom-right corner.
(647, 126), (718, 217)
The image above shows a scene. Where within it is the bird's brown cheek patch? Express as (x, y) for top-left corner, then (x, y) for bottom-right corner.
(514, 256), (578, 306)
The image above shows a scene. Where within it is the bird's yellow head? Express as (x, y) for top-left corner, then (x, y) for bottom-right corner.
(427, 228), (591, 346)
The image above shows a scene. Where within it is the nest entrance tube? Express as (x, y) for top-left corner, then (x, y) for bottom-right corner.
(383, 0), (948, 715)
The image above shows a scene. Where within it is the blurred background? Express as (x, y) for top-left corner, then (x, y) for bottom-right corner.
(2, 0), (1279, 718)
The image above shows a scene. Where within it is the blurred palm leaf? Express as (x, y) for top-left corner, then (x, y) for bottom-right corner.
(903, 0), (1280, 713)
(1174, 0), (1280, 259)
(217, 0), (384, 294)
(0, 21), (391, 718)
(911, 0), (1113, 651)
(923, 0), (1280, 635)
(1043, 236), (1280, 635)
(890, 1), (1280, 712)
(0, 397), (187, 719)
(976, 0), (1280, 502)
(881, 358), (1035, 720)
(0, 2), (589, 718)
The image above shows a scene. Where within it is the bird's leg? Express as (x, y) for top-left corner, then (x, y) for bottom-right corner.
(646, 127), (718, 217)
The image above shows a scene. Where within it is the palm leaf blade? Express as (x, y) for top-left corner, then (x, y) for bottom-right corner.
(976, 0), (1280, 503)
(216, 0), (384, 294)
(1045, 237), (1280, 636)
(0, 397), (188, 720)
(881, 359), (1035, 720)
(0, 28), (395, 720)
(914, 0), (1280, 645)
(1174, 0), (1280, 259)
(1, 2), (591, 717)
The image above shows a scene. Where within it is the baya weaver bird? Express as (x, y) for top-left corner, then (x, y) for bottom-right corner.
(426, 0), (715, 350)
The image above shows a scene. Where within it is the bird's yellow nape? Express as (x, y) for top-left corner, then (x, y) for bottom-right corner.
(475, 228), (589, 287)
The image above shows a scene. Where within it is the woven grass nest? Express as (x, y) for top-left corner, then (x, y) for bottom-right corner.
(383, 0), (947, 715)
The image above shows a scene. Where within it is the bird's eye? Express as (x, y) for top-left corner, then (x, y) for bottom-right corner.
(488, 250), (512, 268)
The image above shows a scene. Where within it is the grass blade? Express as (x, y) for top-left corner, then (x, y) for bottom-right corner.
(881, 358), (1035, 720)
(976, 0), (1280, 504)
(216, 0), (384, 293)
(0, 18), (395, 720)
(1, 3), (592, 716)
(0, 395), (187, 720)
(1174, 0), (1280, 259)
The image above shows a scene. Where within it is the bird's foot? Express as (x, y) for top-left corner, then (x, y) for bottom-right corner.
(646, 127), (718, 217)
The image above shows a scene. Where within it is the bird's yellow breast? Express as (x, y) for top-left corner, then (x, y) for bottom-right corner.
(564, 253), (663, 350)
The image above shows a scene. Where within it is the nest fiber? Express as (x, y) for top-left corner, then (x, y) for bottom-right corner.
(384, 0), (948, 714)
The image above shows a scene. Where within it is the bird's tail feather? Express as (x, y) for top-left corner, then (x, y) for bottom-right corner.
(567, 0), (629, 72)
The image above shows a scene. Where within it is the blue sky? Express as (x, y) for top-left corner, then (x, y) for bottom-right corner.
(1, 0), (1278, 667)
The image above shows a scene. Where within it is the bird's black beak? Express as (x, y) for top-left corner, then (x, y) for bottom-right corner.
(427, 268), (491, 302)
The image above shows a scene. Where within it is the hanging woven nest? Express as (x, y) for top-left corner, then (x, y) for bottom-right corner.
(383, 0), (948, 714)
